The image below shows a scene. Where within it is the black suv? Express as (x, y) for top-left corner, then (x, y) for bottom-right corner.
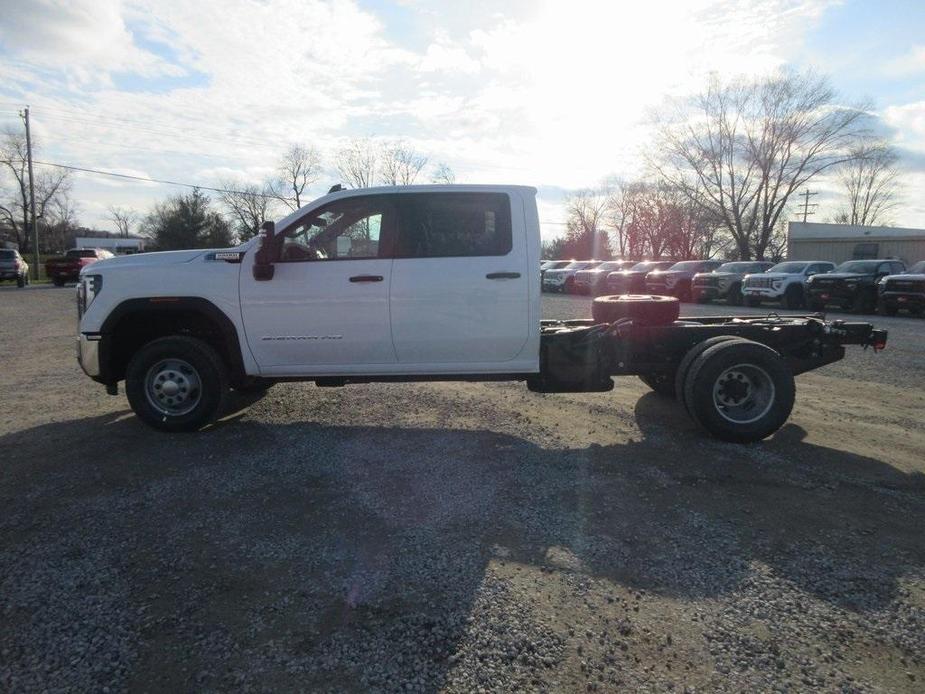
(806, 259), (906, 313)
(878, 260), (925, 316)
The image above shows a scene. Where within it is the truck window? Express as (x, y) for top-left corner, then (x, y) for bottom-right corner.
(396, 193), (512, 258)
(279, 195), (396, 261)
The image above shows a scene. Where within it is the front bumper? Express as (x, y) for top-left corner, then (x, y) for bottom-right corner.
(77, 333), (101, 377)
(743, 286), (783, 299)
(692, 286), (722, 299)
(807, 288), (857, 305)
(543, 279), (566, 291)
(880, 291), (925, 309)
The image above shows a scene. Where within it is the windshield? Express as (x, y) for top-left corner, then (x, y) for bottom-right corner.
(716, 262), (765, 273)
(66, 249), (100, 258)
(768, 262), (808, 274)
(0, 250), (15, 260)
(908, 261), (925, 274)
(667, 261), (706, 271)
(630, 261), (670, 272)
(834, 260), (880, 274)
(595, 261), (626, 271)
(564, 261), (595, 270)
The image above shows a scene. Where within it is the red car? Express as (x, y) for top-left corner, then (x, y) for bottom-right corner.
(45, 248), (114, 286)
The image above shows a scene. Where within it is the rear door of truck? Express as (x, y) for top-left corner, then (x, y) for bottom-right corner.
(389, 190), (532, 369)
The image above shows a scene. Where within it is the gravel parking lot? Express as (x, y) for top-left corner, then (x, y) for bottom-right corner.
(2, 286), (924, 692)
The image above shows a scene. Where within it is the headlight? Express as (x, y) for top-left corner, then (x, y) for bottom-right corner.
(845, 280), (857, 289)
(772, 279), (782, 289)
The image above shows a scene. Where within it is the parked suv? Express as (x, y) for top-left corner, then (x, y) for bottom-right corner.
(877, 260), (925, 316)
(573, 260), (634, 295)
(742, 261), (834, 309)
(605, 260), (674, 295)
(691, 261), (773, 305)
(645, 260), (722, 302)
(0, 249), (29, 288)
(541, 259), (572, 284)
(542, 260), (600, 293)
(806, 259), (906, 313)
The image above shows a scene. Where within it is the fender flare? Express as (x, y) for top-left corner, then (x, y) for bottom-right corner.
(97, 297), (246, 385)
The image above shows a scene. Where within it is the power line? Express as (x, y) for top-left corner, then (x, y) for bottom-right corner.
(33, 160), (286, 200)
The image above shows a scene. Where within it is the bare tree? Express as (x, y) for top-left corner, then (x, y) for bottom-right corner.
(561, 189), (612, 259)
(430, 162), (456, 184)
(271, 144), (322, 211)
(334, 138), (378, 189)
(0, 126), (71, 253)
(652, 70), (870, 259)
(218, 181), (278, 242)
(107, 205), (137, 237)
(832, 140), (901, 226)
(379, 140), (428, 185)
(44, 191), (82, 252)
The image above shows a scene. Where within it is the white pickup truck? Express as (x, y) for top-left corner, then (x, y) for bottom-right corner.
(76, 185), (886, 442)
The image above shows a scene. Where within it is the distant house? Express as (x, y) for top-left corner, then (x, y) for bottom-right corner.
(788, 222), (925, 266)
(75, 235), (147, 254)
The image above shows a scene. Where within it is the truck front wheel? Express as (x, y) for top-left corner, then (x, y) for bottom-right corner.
(683, 340), (795, 443)
(125, 336), (229, 432)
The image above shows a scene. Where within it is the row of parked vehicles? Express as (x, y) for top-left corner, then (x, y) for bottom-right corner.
(541, 257), (925, 316)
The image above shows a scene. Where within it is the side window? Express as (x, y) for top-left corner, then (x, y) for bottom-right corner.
(877, 262), (892, 275)
(892, 262), (905, 274)
(279, 195), (395, 262)
(397, 193), (512, 258)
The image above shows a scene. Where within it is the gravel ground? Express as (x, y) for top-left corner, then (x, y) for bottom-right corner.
(1, 285), (923, 692)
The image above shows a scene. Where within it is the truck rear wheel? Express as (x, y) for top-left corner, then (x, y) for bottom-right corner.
(125, 336), (228, 432)
(683, 340), (795, 443)
(592, 294), (680, 326)
(674, 336), (745, 416)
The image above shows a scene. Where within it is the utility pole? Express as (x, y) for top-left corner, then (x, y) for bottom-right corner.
(798, 189), (818, 223)
(20, 106), (39, 280)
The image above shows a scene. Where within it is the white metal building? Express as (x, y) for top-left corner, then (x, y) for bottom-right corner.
(75, 236), (147, 254)
(787, 222), (925, 266)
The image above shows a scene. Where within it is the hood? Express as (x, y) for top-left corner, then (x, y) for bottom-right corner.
(694, 271), (739, 280)
(79, 245), (250, 275)
(884, 273), (925, 282)
(811, 272), (871, 281)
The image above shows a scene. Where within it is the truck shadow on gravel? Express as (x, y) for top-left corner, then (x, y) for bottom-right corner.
(1, 396), (923, 691)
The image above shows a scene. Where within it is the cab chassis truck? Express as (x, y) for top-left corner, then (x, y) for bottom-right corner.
(75, 185), (887, 443)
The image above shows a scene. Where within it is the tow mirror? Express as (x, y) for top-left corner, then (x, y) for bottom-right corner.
(253, 220), (276, 281)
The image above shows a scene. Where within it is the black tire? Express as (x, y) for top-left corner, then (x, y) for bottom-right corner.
(781, 285), (803, 310)
(125, 336), (228, 432)
(808, 300), (825, 313)
(877, 300), (898, 317)
(683, 340), (795, 443)
(592, 294), (680, 326)
(16, 274), (25, 288)
(233, 376), (275, 394)
(674, 336), (746, 416)
(52, 277), (65, 287)
(745, 296), (762, 308)
(638, 372), (675, 397)
(853, 290), (877, 314)
(726, 284), (743, 306)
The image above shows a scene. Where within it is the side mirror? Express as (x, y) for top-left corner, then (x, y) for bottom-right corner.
(253, 220), (276, 281)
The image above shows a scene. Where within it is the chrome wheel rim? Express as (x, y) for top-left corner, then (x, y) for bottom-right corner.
(144, 358), (202, 416)
(712, 363), (775, 424)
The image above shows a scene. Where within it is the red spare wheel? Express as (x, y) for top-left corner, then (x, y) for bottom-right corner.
(592, 294), (680, 326)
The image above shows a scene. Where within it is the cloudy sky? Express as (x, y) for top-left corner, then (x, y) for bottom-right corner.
(1, 0), (924, 239)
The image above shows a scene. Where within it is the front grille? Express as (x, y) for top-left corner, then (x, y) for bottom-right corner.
(746, 277), (773, 288)
(812, 278), (837, 288)
(693, 276), (717, 287)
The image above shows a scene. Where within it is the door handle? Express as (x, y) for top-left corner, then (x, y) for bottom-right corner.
(349, 275), (384, 283)
(486, 272), (521, 280)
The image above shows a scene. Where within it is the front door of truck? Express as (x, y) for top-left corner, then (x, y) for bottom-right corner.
(240, 195), (397, 372)
(388, 191), (530, 366)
